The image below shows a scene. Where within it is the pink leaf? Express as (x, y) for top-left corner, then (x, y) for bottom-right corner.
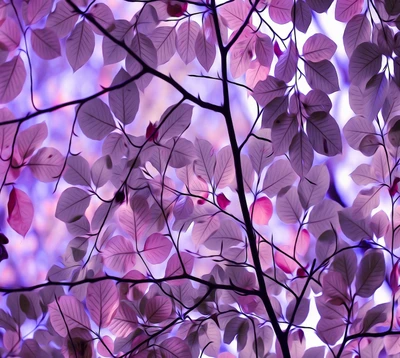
(176, 20), (200, 64)
(49, 295), (91, 337)
(46, 1), (79, 38)
(66, 20), (95, 72)
(220, 0), (251, 30)
(97, 336), (114, 357)
(0, 18), (21, 51)
(165, 252), (194, 278)
(87, 279), (119, 328)
(23, 0), (52, 25)
(275, 246), (298, 273)
(31, 28), (61, 60)
(143, 233), (172, 264)
(7, 188), (34, 237)
(245, 60), (269, 89)
(0, 56), (26, 104)
(302, 34), (337, 62)
(250, 197), (273, 225)
(269, 0), (293, 24)
(55, 187), (91, 223)
(119, 197), (149, 242)
(77, 98), (116, 140)
(335, 0), (364, 22)
(229, 29), (256, 79)
(109, 301), (138, 337)
(28, 147), (64, 182)
(217, 193), (231, 210)
(102, 235), (136, 273)
(145, 295), (172, 323)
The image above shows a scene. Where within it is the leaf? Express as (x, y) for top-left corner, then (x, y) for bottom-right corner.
(307, 112), (342, 156)
(248, 129), (274, 175)
(252, 76), (287, 107)
(150, 26), (176, 65)
(304, 60), (340, 94)
(157, 103), (193, 141)
(219, 0), (251, 30)
(0, 56), (26, 104)
(322, 271), (349, 303)
(88, 3), (114, 35)
(255, 34), (273, 68)
(229, 29), (256, 79)
(109, 301), (138, 337)
(275, 40), (298, 83)
(63, 155), (91, 186)
(355, 249), (385, 297)
(109, 68), (139, 125)
(145, 295), (172, 323)
(176, 20), (200, 64)
(55, 187), (91, 223)
(214, 146), (235, 188)
(315, 230), (336, 263)
(160, 337), (192, 358)
(28, 147), (64, 182)
(289, 130), (314, 177)
(143, 233), (172, 264)
(286, 298), (309, 325)
(0, 18), (20, 51)
(102, 20), (132, 65)
(303, 89), (332, 115)
(87, 279), (119, 328)
(298, 164), (329, 209)
(303, 34), (337, 62)
(195, 30), (216, 72)
(343, 14), (371, 58)
(276, 186), (303, 225)
(49, 296), (91, 337)
(351, 186), (381, 218)
(102, 235), (136, 273)
(263, 160), (297, 197)
(199, 321), (221, 357)
(66, 20), (95, 72)
(335, 0), (364, 22)
(272, 113), (298, 155)
(205, 219), (243, 250)
(0, 108), (16, 157)
(77, 98), (116, 140)
(269, 0), (293, 24)
(192, 214), (220, 247)
(362, 72), (388, 122)
(343, 116), (376, 150)
(332, 249), (357, 286)
(307, 199), (340, 238)
(194, 138), (216, 184)
(119, 197), (149, 241)
(16, 122), (48, 161)
(262, 95), (289, 128)
(23, 0), (52, 25)
(371, 210), (389, 238)
(91, 155), (113, 189)
(31, 28), (61, 60)
(46, 1), (79, 38)
(316, 318), (345, 345)
(165, 252), (194, 278)
(362, 303), (389, 332)
(250, 197), (273, 225)
(306, 0), (333, 12)
(338, 208), (372, 242)
(349, 43), (382, 86)
(6, 190), (30, 241)
(293, 0), (312, 33)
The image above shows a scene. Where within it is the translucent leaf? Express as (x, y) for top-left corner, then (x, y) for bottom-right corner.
(119, 197), (149, 241)
(250, 197), (273, 225)
(109, 301), (138, 337)
(135, 5), (158, 34)
(97, 336), (114, 357)
(7, 188), (33, 237)
(343, 116), (376, 150)
(0, 108), (16, 157)
(46, 0), (79, 38)
(205, 219), (243, 250)
(91, 155), (112, 189)
(255, 34), (273, 68)
(176, 20), (200, 64)
(195, 30), (216, 72)
(102, 20), (132, 65)
(109, 68), (139, 125)
(307, 199), (340, 238)
(289, 130), (314, 177)
(31, 28), (61, 60)
(252, 76), (287, 107)
(219, 0), (251, 30)
(262, 95), (289, 128)
(229, 29), (256, 78)
(343, 14), (371, 58)
(349, 43), (382, 86)
(355, 249), (385, 297)
(248, 129), (274, 174)
(362, 303), (389, 332)
(276, 186), (302, 224)
(316, 318), (345, 345)
(269, 0), (293, 24)
(214, 146), (235, 188)
(332, 249), (357, 286)
(28, 147), (64, 182)
(145, 295), (172, 323)
(143, 233), (172, 264)
(192, 214), (220, 247)
(165, 252), (194, 278)
(286, 298), (309, 325)
(338, 208), (372, 242)
(275, 40), (298, 83)
(322, 271), (349, 303)
(303, 34), (337, 62)
(370, 210), (389, 238)
(87, 279), (119, 328)
(173, 197), (194, 220)
(157, 103), (193, 141)
(263, 160), (297, 197)
(102, 133), (128, 161)
(88, 3), (114, 35)
(0, 56), (26, 104)
(199, 321), (221, 357)
(272, 113), (298, 155)
(315, 230), (336, 263)
(306, 0), (333, 12)
(16, 122), (48, 161)
(351, 186), (381, 219)
(55, 187), (91, 223)
(77, 98), (116, 140)
(298, 164), (329, 209)
(66, 20), (95, 72)
(304, 60), (340, 94)
(0, 18), (20, 51)
(23, 0), (52, 25)
(64, 155), (91, 186)
(335, 0), (364, 22)
(293, 0), (312, 33)
(160, 337), (191, 358)
(49, 296), (91, 337)
(150, 26), (176, 65)
(194, 138), (216, 184)
(102, 235), (136, 273)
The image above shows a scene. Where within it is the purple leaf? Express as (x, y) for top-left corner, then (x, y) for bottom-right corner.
(150, 26), (176, 65)
(306, 0), (333, 12)
(109, 68), (139, 125)
(370, 210), (389, 238)
(77, 98), (116, 140)
(343, 116), (376, 150)
(355, 249), (385, 297)
(143, 233), (172, 264)
(49, 296), (91, 337)
(332, 249), (357, 287)
(173, 196), (194, 220)
(55, 187), (91, 223)
(157, 103), (193, 141)
(145, 295), (172, 323)
(338, 208), (373, 242)
(7, 188), (34, 237)
(102, 20), (133, 65)
(135, 5), (158, 34)
(219, 0), (251, 30)
(289, 130), (314, 177)
(362, 303), (389, 332)
(286, 298), (309, 325)
(214, 146), (235, 188)
(315, 230), (336, 263)
(205, 219), (243, 250)
(195, 30), (216, 72)
(63, 155), (91, 186)
(109, 301), (138, 337)
(275, 40), (298, 83)
(262, 95), (289, 128)
(255, 34), (273, 68)
(192, 214), (220, 247)
(160, 338), (192, 358)
(31, 28), (61, 60)
(263, 160), (297, 197)
(66, 20), (95, 72)
(119, 197), (150, 242)
(102, 235), (136, 273)
(343, 14), (371, 58)
(252, 76), (287, 107)
(0, 56), (26, 104)
(349, 43), (382, 86)
(87, 279), (119, 328)
(176, 20), (200, 64)
(272, 113), (298, 155)
(16, 122), (48, 161)
(303, 34), (337, 62)
(269, 0), (293, 24)
(22, 0), (52, 25)
(298, 164), (329, 209)
(88, 3), (114, 35)
(46, 1), (79, 38)
(91, 155), (112, 189)
(0, 18), (20, 51)
(316, 318), (345, 345)
(229, 29), (256, 79)
(102, 133), (128, 161)
(165, 252), (194, 278)
(248, 129), (274, 174)
(276, 186), (303, 224)
(351, 186), (381, 218)
(194, 138), (216, 184)
(335, 0), (363, 22)
(322, 271), (350, 303)
(0, 108), (16, 157)
(293, 0), (312, 33)
(307, 199), (340, 238)
(28, 147), (64, 182)
(250, 197), (273, 225)
(303, 90), (332, 115)
(304, 60), (340, 94)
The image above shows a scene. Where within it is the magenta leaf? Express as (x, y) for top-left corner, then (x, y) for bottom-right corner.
(97, 335), (114, 357)
(7, 188), (34, 237)
(269, 0), (293, 24)
(28, 147), (64, 182)
(31, 28), (61, 60)
(55, 187), (91, 223)
(102, 235), (136, 273)
(108, 68), (139, 125)
(0, 56), (26, 104)
(216, 192), (231, 210)
(145, 295), (172, 323)
(87, 279), (119, 328)
(143, 233), (172, 264)
(66, 20), (95, 72)
(335, 0), (363, 22)
(160, 337), (191, 358)
(49, 295), (91, 337)
(250, 197), (273, 225)
(355, 249), (385, 297)
(77, 98), (116, 140)
(0, 18), (21, 51)
(303, 34), (337, 62)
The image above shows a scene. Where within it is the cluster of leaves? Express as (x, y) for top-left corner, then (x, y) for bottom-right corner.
(2, 0), (400, 357)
